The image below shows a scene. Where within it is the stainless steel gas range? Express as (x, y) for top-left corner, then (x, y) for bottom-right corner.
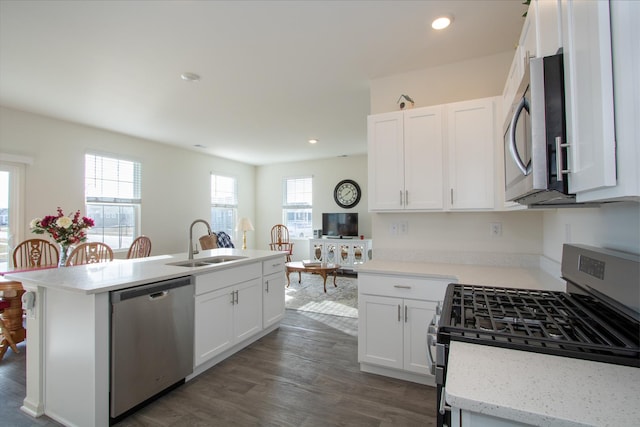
(427, 244), (639, 427)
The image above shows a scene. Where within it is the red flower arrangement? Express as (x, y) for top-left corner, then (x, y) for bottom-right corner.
(30, 207), (95, 247)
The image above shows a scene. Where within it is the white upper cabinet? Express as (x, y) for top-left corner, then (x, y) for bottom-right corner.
(562, 0), (617, 194)
(368, 98), (496, 212)
(404, 106), (445, 210)
(447, 98), (496, 210)
(368, 106), (445, 211)
(535, 0), (563, 57)
(574, 0), (640, 202)
(367, 111), (405, 210)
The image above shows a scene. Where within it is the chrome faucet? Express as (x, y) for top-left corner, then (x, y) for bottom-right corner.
(188, 219), (212, 260)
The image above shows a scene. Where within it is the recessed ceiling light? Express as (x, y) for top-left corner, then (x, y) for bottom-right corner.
(193, 144), (207, 148)
(308, 139), (318, 144)
(432, 15), (453, 30)
(181, 72), (201, 82)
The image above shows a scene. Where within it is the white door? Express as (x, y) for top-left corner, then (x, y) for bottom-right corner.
(233, 278), (263, 343)
(194, 288), (235, 366)
(263, 272), (285, 328)
(358, 294), (403, 369)
(562, 0), (616, 193)
(367, 112), (404, 210)
(404, 106), (445, 210)
(447, 98), (495, 210)
(403, 299), (435, 375)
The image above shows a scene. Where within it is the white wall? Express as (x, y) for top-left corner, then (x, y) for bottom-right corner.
(542, 203), (640, 262)
(255, 155), (369, 260)
(370, 51), (514, 114)
(0, 107), (256, 256)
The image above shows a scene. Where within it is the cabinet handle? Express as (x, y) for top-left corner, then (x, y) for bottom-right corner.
(399, 190), (403, 206)
(265, 279), (269, 293)
(556, 136), (571, 181)
(235, 290), (239, 305)
(272, 263), (281, 268)
(450, 188), (453, 205)
(405, 190), (408, 206)
(393, 285), (411, 289)
(398, 304), (401, 322)
(405, 305), (408, 323)
(230, 291), (235, 305)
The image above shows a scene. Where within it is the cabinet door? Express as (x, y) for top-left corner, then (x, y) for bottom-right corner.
(535, 0), (562, 57)
(447, 98), (496, 210)
(263, 271), (285, 328)
(233, 278), (263, 343)
(368, 111), (404, 210)
(194, 287), (235, 366)
(404, 106), (445, 210)
(403, 299), (435, 375)
(562, 0), (616, 193)
(358, 294), (403, 369)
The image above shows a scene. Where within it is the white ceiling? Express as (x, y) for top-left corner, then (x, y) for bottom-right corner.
(0, 0), (526, 166)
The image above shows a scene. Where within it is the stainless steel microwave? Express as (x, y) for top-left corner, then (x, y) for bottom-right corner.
(503, 52), (574, 206)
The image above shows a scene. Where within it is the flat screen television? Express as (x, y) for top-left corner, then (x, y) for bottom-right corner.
(322, 213), (358, 237)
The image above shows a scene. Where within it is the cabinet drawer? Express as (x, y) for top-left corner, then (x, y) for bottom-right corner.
(263, 257), (286, 276)
(359, 273), (453, 301)
(195, 263), (262, 295)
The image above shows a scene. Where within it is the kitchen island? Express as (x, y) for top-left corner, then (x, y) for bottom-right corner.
(5, 248), (286, 427)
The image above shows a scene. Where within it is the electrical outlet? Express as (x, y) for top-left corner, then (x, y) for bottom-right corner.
(390, 223), (398, 236)
(399, 220), (408, 235)
(490, 222), (502, 237)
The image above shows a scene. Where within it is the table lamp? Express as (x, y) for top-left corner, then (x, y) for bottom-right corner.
(236, 217), (254, 250)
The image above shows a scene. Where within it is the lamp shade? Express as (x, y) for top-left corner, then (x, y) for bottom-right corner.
(236, 217), (254, 232)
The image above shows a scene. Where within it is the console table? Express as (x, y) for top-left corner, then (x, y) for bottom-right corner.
(308, 238), (372, 271)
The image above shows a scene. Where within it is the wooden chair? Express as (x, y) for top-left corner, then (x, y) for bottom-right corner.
(0, 279), (25, 361)
(127, 236), (152, 259)
(269, 224), (294, 262)
(12, 238), (59, 268)
(66, 242), (114, 266)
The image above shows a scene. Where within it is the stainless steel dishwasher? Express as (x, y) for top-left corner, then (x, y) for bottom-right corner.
(110, 276), (194, 420)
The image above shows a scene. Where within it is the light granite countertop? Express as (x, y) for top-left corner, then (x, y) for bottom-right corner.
(357, 259), (566, 291)
(5, 248), (283, 294)
(446, 341), (640, 426)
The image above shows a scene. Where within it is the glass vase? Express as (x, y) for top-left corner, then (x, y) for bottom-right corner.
(58, 244), (70, 267)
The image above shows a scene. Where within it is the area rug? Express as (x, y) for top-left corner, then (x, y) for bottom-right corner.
(285, 272), (358, 318)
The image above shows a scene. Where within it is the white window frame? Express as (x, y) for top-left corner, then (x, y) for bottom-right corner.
(210, 173), (238, 238)
(85, 153), (141, 250)
(0, 156), (29, 265)
(282, 176), (313, 238)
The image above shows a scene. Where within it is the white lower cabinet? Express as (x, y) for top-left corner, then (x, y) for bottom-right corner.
(194, 263), (264, 367)
(359, 295), (434, 375)
(263, 258), (286, 328)
(358, 272), (452, 384)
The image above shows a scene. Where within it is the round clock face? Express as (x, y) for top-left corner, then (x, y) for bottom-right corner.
(334, 179), (361, 208)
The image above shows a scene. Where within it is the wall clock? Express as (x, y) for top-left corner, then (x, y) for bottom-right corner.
(334, 179), (361, 209)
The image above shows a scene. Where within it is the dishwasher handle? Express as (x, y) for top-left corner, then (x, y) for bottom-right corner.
(111, 276), (193, 303)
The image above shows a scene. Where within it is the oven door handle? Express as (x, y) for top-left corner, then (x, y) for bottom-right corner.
(508, 96), (532, 176)
(426, 333), (436, 375)
(439, 386), (452, 416)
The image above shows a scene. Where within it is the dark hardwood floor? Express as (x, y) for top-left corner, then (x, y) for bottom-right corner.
(0, 310), (437, 426)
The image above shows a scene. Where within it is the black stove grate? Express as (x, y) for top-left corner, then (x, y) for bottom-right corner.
(439, 284), (640, 367)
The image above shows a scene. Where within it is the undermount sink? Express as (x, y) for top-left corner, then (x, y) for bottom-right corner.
(167, 255), (248, 268)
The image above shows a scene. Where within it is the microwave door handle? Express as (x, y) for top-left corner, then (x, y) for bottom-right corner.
(509, 97), (532, 176)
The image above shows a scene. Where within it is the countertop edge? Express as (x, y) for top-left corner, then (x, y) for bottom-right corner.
(5, 249), (285, 295)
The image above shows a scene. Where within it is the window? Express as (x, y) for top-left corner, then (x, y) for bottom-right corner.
(210, 174), (237, 236)
(85, 153), (141, 250)
(283, 176), (312, 238)
(0, 159), (27, 265)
